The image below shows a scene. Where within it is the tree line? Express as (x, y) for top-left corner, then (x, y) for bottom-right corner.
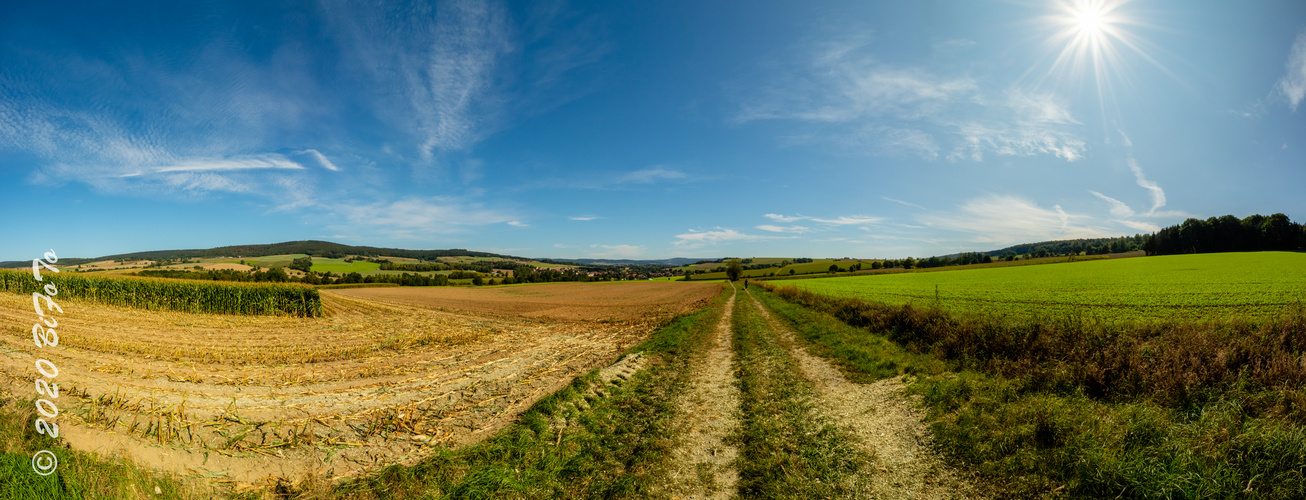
(1144, 213), (1305, 255)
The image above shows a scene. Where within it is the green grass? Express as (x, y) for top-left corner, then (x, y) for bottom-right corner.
(752, 281), (1306, 499)
(0, 395), (205, 499)
(218, 253), (309, 268)
(307, 258), (381, 274)
(730, 291), (865, 497)
(784, 252), (1306, 323)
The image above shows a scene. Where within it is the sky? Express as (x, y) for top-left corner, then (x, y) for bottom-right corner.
(2, 1), (1304, 261)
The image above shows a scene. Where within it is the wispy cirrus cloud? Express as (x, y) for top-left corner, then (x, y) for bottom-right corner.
(1278, 30), (1306, 112)
(738, 37), (1086, 162)
(1089, 190), (1135, 217)
(756, 224), (810, 233)
(673, 228), (778, 248)
(762, 213), (882, 225)
(918, 195), (1115, 246)
(331, 197), (517, 239)
(569, 216), (599, 221)
(617, 167), (686, 184)
(764, 213), (806, 222)
(1128, 159), (1167, 216)
(321, 0), (610, 160)
(298, 149), (341, 171)
(882, 197), (927, 210)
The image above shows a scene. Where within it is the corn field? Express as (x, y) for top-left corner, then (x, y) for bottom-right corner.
(0, 269), (322, 317)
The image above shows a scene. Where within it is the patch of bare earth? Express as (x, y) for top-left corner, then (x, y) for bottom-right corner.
(0, 285), (680, 492)
(660, 285), (740, 499)
(333, 281), (718, 325)
(747, 290), (980, 500)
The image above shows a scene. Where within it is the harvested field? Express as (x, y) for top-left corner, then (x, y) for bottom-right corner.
(0, 282), (713, 489)
(332, 281), (719, 323)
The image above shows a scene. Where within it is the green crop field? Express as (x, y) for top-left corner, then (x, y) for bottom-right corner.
(0, 269), (322, 316)
(783, 252), (1306, 323)
(308, 258), (382, 273)
(218, 253), (308, 268)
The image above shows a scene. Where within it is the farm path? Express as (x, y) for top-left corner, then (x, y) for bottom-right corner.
(745, 288), (978, 500)
(661, 282), (741, 499)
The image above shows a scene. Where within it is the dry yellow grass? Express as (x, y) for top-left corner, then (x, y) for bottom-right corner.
(0, 282), (718, 488)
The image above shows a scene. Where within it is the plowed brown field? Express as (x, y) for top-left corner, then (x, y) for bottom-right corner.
(0, 281), (719, 489)
(332, 281), (715, 323)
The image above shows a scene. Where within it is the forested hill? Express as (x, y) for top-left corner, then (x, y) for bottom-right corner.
(981, 213), (1305, 259)
(0, 241), (523, 267)
(987, 234), (1149, 258)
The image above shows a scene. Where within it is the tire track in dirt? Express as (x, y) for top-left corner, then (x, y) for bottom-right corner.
(662, 283), (740, 499)
(745, 288), (979, 500)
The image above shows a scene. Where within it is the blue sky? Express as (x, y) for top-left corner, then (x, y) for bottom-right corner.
(2, 1), (1304, 261)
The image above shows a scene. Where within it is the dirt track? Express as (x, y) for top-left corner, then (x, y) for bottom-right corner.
(746, 288), (977, 499)
(662, 283), (740, 498)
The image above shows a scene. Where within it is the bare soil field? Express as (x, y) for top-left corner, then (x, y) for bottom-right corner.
(0, 282), (716, 491)
(333, 281), (719, 324)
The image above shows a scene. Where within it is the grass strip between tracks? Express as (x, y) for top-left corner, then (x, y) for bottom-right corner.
(729, 291), (864, 498)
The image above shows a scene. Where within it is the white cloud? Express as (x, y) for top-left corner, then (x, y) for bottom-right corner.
(1117, 128), (1133, 148)
(321, 0), (609, 159)
(149, 155), (305, 173)
(299, 149), (341, 171)
(507, 220), (527, 227)
(756, 224), (810, 233)
(1089, 190), (1136, 217)
(918, 195), (1115, 246)
(617, 167), (686, 184)
(762, 213), (880, 225)
(948, 91), (1086, 162)
(882, 197), (927, 210)
(569, 216), (599, 221)
(1116, 219), (1161, 233)
(809, 215), (882, 225)
(933, 38), (977, 51)
(737, 39), (1085, 162)
(333, 197), (516, 237)
(764, 213), (806, 222)
(1279, 30), (1306, 112)
(587, 244), (644, 259)
(1127, 159), (1167, 216)
(673, 228), (772, 248)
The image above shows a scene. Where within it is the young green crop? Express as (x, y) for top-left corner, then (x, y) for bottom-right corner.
(785, 252), (1306, 323)
(0, 269), (322, 317)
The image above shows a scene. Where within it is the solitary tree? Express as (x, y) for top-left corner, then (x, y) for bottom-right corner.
(725, 259), (743, 281)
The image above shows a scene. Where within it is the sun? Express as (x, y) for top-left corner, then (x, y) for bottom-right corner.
(1073, 3), (1107, 36)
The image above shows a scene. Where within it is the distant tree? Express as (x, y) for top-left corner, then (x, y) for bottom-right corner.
(789, 269), (796, 275)
(903, 257), (916, 269)
(725, 259), (743, 281)
(828, 264), (839, 273)
(289, 256), (313, 273)
(871, 261), (883, 270)
(472, 276), (484, 286)
(265, 267), (289, 282)
(983, 254), (993, 264)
